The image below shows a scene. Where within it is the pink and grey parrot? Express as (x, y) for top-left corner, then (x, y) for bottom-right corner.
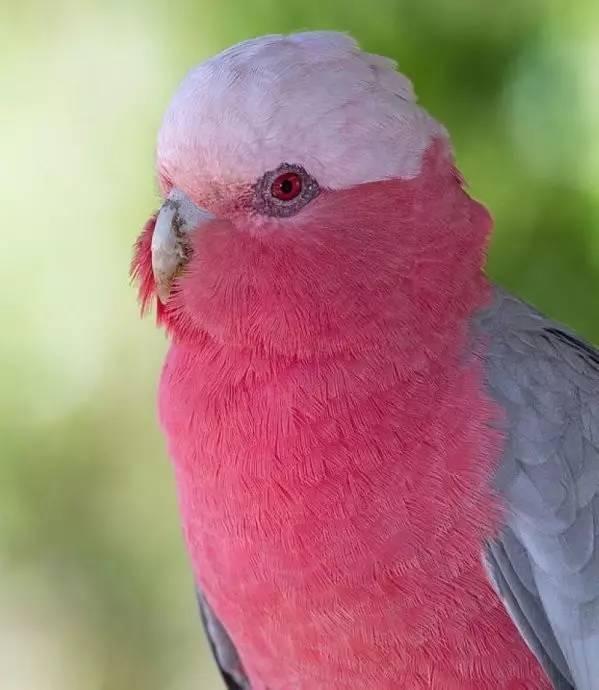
(132, 32), (599, 690)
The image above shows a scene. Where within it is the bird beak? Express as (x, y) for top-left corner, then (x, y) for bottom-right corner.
(151, 188), (214, 303)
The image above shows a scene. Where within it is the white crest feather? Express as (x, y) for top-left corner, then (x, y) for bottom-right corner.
(157, 32), (447, 191)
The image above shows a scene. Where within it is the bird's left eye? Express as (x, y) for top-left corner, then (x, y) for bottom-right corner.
(253, 163), (320, 217)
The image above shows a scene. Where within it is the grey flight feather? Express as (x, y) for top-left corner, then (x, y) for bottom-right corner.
(478, 287), (599, 690)
(196, 588), (251, 690)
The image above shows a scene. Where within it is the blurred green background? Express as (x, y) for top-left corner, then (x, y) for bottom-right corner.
(1, 1), (598, 688)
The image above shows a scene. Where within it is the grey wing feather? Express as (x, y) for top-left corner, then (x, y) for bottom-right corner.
(478, 287), (599, 690)
(196, 588), (251, 690)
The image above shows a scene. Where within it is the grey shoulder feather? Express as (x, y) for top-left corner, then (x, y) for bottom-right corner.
(478, 287), (599, 690)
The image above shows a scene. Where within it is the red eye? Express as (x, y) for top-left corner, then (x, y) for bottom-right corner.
(271, 172), (302, 201)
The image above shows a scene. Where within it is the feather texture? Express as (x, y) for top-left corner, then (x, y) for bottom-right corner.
(156, 32), (443, 196)
(151, 145), (550, 688)
(130, 30), (599, 690)
(479, 288), (599, 690)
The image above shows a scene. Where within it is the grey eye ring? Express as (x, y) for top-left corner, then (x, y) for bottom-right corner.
(253, 163), (320, 217)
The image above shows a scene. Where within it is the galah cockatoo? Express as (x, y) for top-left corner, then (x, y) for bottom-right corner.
(132, 31), (599, 690)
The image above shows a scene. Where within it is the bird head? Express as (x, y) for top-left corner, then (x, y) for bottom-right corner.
(132, 32), (491, 358)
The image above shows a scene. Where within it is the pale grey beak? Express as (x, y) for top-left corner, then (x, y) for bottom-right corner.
(151, 188), (214, 303)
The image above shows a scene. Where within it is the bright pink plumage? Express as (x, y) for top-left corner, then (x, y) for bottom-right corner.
(133, 130), (551, 687)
